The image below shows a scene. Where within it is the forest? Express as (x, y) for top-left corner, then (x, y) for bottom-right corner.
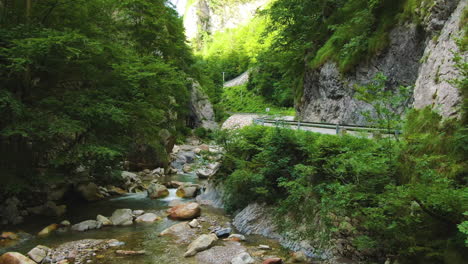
(0, 0), (467, 264)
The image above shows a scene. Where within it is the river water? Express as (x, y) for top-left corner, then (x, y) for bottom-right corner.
(1, 172), (288, 263)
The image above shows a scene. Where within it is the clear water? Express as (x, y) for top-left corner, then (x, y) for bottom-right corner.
(1, 173), (289, 263)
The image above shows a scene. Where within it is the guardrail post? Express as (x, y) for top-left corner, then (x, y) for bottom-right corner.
(298, 120), (301, 130)
(336, 124), (340, 135)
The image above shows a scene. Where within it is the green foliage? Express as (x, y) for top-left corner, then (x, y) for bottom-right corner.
(215, 108), (468, 262)
(0, 0), (192, 186)
(355, 73), (412, 132)
(220, 85), (295, 115)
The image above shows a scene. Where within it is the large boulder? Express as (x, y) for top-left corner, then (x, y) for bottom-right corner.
(109, 209), (133, 226)
(168, 202), (201, 220)
(147, 183), (169, 199)
(188, 80), (218, 130)
(76, 182), (103, 201)
(37, 224), (59, 236)
(176, 186), (198, 198)
(27, 245), (50, 263)
(0, 252), (36, 264)
(71, 220), (102, 232)
(231, 252), (255, 264)
(160, 222), (190, 236)
(196, 162), (220, 179)
(135, 213), (160, 223)
(184, 234), (218, 257)
(96, 215), (112, 226)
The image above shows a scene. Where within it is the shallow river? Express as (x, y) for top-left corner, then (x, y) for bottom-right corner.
(1, 173), (288, 263)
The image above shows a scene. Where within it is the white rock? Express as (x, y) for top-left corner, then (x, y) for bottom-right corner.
(188, 219), (200, 228)
(135, 213), (159, 223)
(27, 245), (50, 263)
(71, 220), (102, 232)
(96, 215), (112, 226)
(110, 209), (133, 226)
(184, 234), (218, 257)
(231, 252), (255, 264)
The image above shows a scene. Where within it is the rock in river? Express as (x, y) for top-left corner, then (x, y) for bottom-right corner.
(38, 224), (59, 236)
(215, 227), (232, 238)
(0, 252), (36, 264)
(72, 220), (102, 232)
(184, 234), (218, 257)
(147, 183), (169, 199)
(97, 215), (113, 226)
(110, 209), (133, 226)
(176, 186), (198, 198)
(231, 252), (255, 264)
(168, 202), (201, 220)
(27, 245), (50, 263)
(135, 213), (160, 223)
(263, 258), (283, 264)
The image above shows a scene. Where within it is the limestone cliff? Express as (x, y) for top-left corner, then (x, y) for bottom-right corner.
(298, 0), (465, 124)
(184, 0), (268, 39)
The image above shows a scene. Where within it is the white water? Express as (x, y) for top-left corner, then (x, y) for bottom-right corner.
(160, 188), (179, 202)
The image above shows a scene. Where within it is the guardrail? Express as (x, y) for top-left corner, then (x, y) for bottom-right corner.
(253, 118), (401, 136)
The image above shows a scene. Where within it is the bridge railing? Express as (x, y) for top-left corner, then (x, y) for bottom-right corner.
(253, 118), (401, 136)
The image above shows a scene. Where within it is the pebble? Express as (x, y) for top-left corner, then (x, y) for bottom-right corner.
(258, 245), (271, 250)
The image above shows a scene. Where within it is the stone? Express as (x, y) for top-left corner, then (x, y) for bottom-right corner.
(176, 186), (198, 198)
(108, 240), (125, 247)
(132, 210), (145, 216)
(291, 251), (307, 263)
(60, 220), (71, 226)
(166, 181), (185, 188)
(215, 227), (232, 238)
(258, 245), (270, 250)
(184, 234), (218, 257)
(227, 234), (246, 241)
(76, 182), (102, 201)
(159, 222), (190, 236)
(107, 186), (127, 195)
(263, 258), (283, 264)
(135, 213), (160, 223)
(168, 202), (201, 220)
(0, 252), (36, 264)
(115, 250), (146, 256)
(121, 171), (139, 181)
(71, 220), (102, 232)
(183, 164), (193, 173)
(152, 168), (164, 175)
(199, 144), (210, 151)
(231, 252), (255, 264)
(27, 245), (50, 263)
(110, 209), (133, 226)
(96, 215), (113, 226)
(189, 80), (218, 130)
(188, 219), (200, 228)
(1, 232), (18, 240)
(38, 224), (59, 236)
(147, 183), (169, 199)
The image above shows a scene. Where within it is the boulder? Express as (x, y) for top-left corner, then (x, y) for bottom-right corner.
(151, 168), (164, 175)
(147, 183), (169, 199)
(71, 220), (102, 232)
(132, 210), (145, 216)
(168, 202), (201, 220)
(166, 181), (185, 188)
(176, 186), (198, 198)
(184, 234), (218, 257)
(188, 219), (200, 228)
(96, 215), (113, 226)
(38, 224), (59, 236)
(231, 252), (255, 264)
(291, 251), (307, 263)
(121, 171), (139, 182)
(183, 164), (193, 173)
(135, 213), (160, 223)
(107, 186), (127, 195)
(0, 232), (18, 240)
(27, 245), (50, 263)
(159, 222), (190, 236)
(76, 182), (102, 201)
(60, 220), (71, 226)
(110, 209), (133, 226)
(263, 258), (283, 264)
(196, 163), (221, 179)
(227, 234), (246, 241)
(0, 252), (36, 264)
(215, 227), (232, 238)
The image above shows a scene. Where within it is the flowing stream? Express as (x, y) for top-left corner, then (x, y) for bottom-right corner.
(1, 172), (288, 263)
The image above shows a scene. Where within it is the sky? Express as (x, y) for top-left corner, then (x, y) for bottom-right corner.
(169, 0), (187, 16)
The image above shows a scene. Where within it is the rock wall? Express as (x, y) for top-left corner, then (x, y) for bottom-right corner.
(184, 0), (269, 39)
(298, 0), (464, 124)
(413, 0), (466, 117)
(189, 80), (218, 130)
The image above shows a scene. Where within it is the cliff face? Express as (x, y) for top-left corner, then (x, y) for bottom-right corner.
(298, 0), (465, 124)
(184, 0), (268, 39)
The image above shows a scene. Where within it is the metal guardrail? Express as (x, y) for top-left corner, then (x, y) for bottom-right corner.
(253, 118), (401, 136)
